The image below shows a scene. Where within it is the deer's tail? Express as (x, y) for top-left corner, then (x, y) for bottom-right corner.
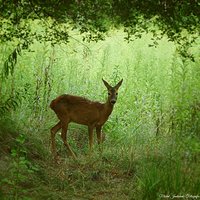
(50, 99), (56, 110)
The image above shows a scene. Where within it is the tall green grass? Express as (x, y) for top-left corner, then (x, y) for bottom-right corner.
(0, 30), (200, 199)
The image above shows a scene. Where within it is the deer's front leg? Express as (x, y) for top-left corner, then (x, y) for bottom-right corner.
(96, 125), (104, 153)
(96, 126), (102, 145)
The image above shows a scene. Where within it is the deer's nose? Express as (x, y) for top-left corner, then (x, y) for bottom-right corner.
(110, 99), (116, 104)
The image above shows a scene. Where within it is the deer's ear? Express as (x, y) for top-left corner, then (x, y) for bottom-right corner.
(102, 79), (112, 90)
(115, 79), (123, 90)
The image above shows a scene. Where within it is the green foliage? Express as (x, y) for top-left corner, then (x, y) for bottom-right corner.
(1, 133), (38, 199)
(2, 44), (20, 80)
(0, 0), (199, 44)
(1, 0), (198, 115)
(0, 89), (28, 115)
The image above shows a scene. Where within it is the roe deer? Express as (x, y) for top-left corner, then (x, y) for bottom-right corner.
(50, 79), (123, 160)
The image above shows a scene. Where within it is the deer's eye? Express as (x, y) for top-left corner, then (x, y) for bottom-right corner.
(116, 92), (118, 95)
(108, 92), (111, 96)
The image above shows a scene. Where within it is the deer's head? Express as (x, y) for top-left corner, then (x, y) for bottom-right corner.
(102, 79), (123, 105)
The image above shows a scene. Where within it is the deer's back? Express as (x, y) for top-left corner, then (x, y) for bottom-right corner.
(50, 94), (104, 125)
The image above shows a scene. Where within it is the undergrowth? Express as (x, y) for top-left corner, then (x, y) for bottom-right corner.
(0, 116), (199, 200)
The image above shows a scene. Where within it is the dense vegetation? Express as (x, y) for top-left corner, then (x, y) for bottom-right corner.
(0, 1), (200, 200)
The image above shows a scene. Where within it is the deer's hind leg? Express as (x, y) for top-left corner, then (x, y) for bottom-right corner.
(51, 121), (61, 160)
(60, 121), (77, 159)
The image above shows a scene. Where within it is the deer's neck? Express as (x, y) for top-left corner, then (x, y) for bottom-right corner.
(97, 101), (114, 126)
(103, 101), (114, 117)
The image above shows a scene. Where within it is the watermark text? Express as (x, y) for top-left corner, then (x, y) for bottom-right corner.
(160, 194), (200, 199)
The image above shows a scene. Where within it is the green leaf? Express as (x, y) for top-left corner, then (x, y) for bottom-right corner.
(11, 149), (17, 157)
